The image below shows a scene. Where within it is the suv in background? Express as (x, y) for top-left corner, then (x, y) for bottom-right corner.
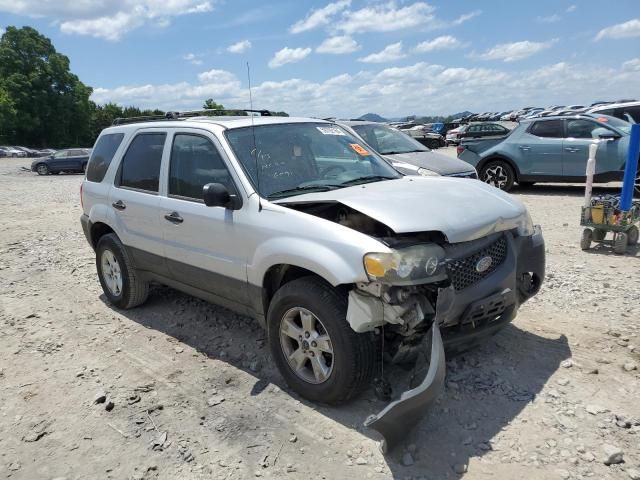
(458, 114), (634, 191)
(588, 101), (640, 124)
(80, 111), (544, 450)
(31, 148), (90, 175)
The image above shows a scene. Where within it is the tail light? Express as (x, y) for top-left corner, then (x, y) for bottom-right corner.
(456, 146), (465, 156)
(80, 182), (84, 209)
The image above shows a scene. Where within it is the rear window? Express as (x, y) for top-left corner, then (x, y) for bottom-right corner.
(529, 120), (564, 138)
(86, 134), (125, 183)
(118, 133), (166, 193)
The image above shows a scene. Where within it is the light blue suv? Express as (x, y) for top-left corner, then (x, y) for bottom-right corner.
(458, 114), (634, 191)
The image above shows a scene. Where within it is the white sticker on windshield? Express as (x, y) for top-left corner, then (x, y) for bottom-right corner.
(316, 126), (346, 136)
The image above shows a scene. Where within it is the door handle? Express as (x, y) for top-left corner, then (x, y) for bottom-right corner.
(112, 200), (126, 210)
(164, 212), (184, 224)
(564, 147), (579, 153)
(519, 146), (530, 151)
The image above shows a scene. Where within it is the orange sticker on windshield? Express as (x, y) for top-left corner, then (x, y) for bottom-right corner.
(597, 117), (609, 122)
(350, 143), (370, 156)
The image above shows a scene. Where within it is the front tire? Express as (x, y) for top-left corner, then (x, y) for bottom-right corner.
(267, 277), (376, 405)
(36, 164), (49, 176)
(580, 228), (593, 250)
(614, 233), (628, 255)
(96, 233), (149, 309)
(480, 160), (515, 191)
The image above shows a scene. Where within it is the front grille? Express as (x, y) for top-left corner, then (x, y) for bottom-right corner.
(446, 236), (508, 291)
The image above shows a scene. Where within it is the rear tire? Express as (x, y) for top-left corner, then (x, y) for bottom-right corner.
(427, 139), (439, 149)
(627, 226), (639, 246)
(267, 277), (376, 405)
(614, 233), (628, 255)
(96, 233), (149, 309)
(480, 160), (515, 191)
(580, 228), (593, 251)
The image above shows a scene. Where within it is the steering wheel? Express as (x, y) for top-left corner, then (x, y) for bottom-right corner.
(321, 165), (347, 179)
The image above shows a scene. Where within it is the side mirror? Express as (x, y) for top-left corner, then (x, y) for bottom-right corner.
(203, 183), (239, 209)
(598, 131), (620, 140)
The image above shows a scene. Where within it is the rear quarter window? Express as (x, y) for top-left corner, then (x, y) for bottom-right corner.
(529, 120), (564, 138)
(86, 133), (125, 183)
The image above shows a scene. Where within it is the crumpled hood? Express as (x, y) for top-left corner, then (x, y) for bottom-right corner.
(385, 151), (475, 176)
(275, 176), (529, 243)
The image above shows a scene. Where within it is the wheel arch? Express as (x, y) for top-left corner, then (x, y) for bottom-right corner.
(90, 221), (116, 249)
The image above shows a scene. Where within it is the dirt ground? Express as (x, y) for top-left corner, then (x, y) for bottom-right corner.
(1, 152), (639, 480)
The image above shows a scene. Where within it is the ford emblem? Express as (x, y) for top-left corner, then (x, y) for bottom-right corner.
(475, 256), (493, 273)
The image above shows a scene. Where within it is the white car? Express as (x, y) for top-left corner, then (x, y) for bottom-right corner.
(588, 101), (639, 124)
(0, 146), (27, 157)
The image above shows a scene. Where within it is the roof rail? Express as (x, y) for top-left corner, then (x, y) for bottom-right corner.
(112, 108), (273, 126)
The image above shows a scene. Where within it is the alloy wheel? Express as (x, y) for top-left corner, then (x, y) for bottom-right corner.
(483, 165), (509, 189)
(101, 249), (123, 296)
(37, 164), (48, 175)
(279, 307), (334, 384)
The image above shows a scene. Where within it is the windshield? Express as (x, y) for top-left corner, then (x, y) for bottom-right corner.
(225, 122), (401, 199)
(591, 114), (632, 134)
(351, 124), (429, 155)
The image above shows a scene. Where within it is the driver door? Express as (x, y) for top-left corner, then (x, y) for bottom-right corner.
(563, 119), (622, 177)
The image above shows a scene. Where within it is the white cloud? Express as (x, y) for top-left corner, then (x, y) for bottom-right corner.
(358, 42), (405, 63)
(268, 47), (312, 68)
(0, 0), (214, 40)
(414, 35), (464, 53)
(91, 59), (639, 119)
(622, 58), (640, 72)
(452, 10), (481, 26)
(595, 18), (640, 41)
(289, 0), (351, 34)
(337, 1), (437, 34)
(567, 4), (577, 13)
(184, 53), (203, 65)
(227, 40), (251, 54)
(537, 14), (561, 23)
(316, 35), (360, 54)
(474, 39), (558, 62)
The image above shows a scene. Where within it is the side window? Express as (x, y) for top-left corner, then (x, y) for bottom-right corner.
(468, 125), (480, 132)
(620, 106), (640, 124)
(53, 151), (68, 158)
(86, 133), (125, 183)
(118, 133), (166, 193)
(529, 120), (564, 138)
(566, 120), (601, 139)
(169, 134), (235, 201)
(70, 149), (85, 157)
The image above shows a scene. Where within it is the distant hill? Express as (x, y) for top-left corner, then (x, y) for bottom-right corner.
(358, 113), (388, 122)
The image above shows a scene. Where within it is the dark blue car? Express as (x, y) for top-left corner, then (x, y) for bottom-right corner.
(31, 148), (91, 175)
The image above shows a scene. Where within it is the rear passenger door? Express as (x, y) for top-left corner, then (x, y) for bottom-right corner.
(520, 120), (564, 176)
(109, 130), (169, 276)
(159, 129), (249, 311)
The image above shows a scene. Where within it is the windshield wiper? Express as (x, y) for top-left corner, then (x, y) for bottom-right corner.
(382, 149), (427, 155)
(267, 185), (339, 199)
(340, 175), (398, 186)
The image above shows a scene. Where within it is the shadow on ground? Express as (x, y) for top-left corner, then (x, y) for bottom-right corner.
(107, 287), (571, 478)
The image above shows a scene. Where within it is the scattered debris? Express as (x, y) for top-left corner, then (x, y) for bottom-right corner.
(602, 444), (624, 465)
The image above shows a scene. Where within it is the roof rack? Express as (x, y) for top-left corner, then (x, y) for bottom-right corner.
(112, 108), (273, 126)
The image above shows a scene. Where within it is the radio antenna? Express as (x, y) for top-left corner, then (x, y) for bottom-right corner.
(247, 62), (262, 212)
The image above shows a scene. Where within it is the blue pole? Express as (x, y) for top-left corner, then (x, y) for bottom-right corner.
(620, 123), (640, 212)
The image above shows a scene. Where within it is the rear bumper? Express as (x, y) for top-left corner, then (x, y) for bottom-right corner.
(80, 214), (93, 249)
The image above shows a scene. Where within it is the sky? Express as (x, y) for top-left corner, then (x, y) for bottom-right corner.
(1, 0), (639, 118)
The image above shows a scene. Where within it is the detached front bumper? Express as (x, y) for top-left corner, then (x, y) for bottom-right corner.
(364, 322), (445, 453)
(362, 227), (545, 452)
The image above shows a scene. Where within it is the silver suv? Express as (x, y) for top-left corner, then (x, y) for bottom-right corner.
(80, 110), (545, 450)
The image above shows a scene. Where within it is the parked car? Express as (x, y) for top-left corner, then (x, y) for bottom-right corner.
(31, 148), (90, 175)
(399, 125), (446, 149)
(80, 112), (544, 449)
(445, 125), (469, 145)
(0, 147), (10, 158)
(589, 101), (640, 124)
(0, 146), (27, 157)
(38, 148), (57, 156)
(459, 122), (512, 140)
(336, 120), (477, 178)
(457, 114), (635, 191)
(14, 146), (41, 157)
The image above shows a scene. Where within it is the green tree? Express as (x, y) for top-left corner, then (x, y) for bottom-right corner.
(0, 86), (17, 143)
(0, 26), (94, 147)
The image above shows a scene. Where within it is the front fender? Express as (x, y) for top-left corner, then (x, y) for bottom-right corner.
(248, 236), (369, 288)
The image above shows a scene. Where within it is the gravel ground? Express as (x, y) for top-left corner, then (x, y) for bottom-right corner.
(1, 153), (639, 480)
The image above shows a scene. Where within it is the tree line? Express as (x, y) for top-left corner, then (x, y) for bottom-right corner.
(0, 26), (286, 149)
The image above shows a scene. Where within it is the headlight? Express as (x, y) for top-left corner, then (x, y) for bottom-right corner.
(518, 211), (536, 236)
(417, 168), (439, 177)
(364, 244), (448, 285)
